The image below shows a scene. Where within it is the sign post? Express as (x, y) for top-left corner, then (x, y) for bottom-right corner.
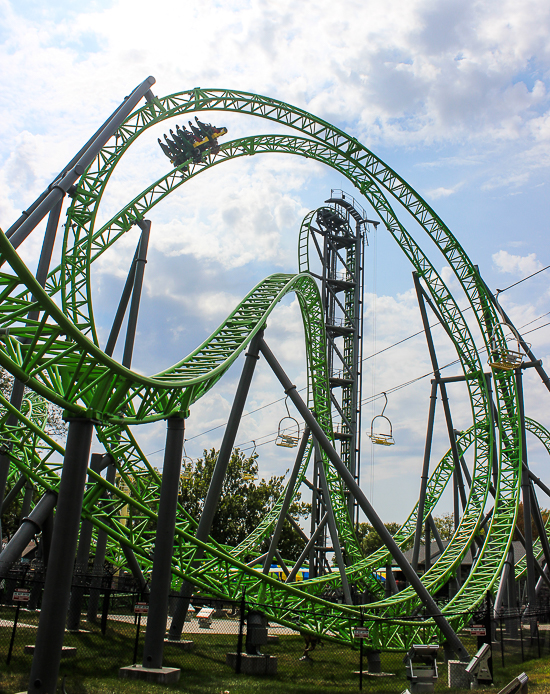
(354, 613), (368, 691)
(133, 602), (148, 664)
(7, 588), (30, 664)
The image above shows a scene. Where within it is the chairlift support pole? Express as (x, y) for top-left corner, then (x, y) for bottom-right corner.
(259, 336), (470, 661)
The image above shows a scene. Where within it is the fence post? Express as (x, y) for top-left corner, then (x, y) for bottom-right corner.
(359, 609), (364, 692)
(236, 591), (245, 674)
(6, 601), (21, 665)
(519, 613), (524, 662)
(500, 616), (505, 667)
(101, 586), (111, 637)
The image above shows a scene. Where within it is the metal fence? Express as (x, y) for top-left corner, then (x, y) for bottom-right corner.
(1, 568), (548, 693)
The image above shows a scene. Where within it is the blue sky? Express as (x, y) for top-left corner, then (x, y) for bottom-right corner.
(1, 0), (549, 523)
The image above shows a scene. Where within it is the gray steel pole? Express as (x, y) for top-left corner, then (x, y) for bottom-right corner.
(104, 246), (139, 357)
(87, 461), (117, 621)
(142, 416), (184, 669)
(19, 481), (34, 522)
(285, 513), (328, 583)
(412, 381), (437, 570)
(6, 80), (155, 240)
(123, 220), (150, 368)
(7, 77), (156, 250)
(258, 337), (470, 661)
(28, 418), (94, 694)
(67, 453), (110, 631)
(516, 370), (537, 634)
(2, 475), (25, 511)
(168, 329), (264, 639)
(262, 427), (310, 574)
(0, 490), (57, 577)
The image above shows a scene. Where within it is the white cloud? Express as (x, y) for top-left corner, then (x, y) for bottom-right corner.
(492, 249), (543, 275)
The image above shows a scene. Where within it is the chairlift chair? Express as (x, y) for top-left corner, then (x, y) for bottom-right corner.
(369, 392), (395, 446)
(487, 321), (526, 371)
(180, 443), (194, 486)
(242, 440), (259, 481)
(275, 396), (301, 448)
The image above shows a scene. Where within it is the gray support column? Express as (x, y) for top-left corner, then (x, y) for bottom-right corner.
(2, 475), (26, 511)
(494, 550), (512, 615)
(122, 220), (150, 368)
(40, 508), (54, 566)
(424, 519), (431, 572)
(314, 441), (352, 604)
(262, 427), (310, 574)
(529, 482), (550, 571)
(386, 564), (399, 595)
(19, 481), (34, 522)
(258, 337), (470, 661)
(88, 462), (117, 620)
(285, 513), (328, 583)
(142, 416), (185, 669)
(516, 370), (537, 633)
(7, 77), (156, 249)
(427, 515), (445, 554)
(412, 381), (437, 570)
(309, 457), (320, 578)
(68, 453), (112, 631)
(28, 418), (94, 694)
(104, 248), (138, 357)
(0, 491), (57, 577)
(168, 330), (263, 639)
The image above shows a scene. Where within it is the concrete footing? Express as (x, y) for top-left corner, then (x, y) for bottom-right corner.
(24, 645), (76, 657)
(226, 653), (277, 675)
(164, 639), (193, 651)
(119, 664), (181, 683)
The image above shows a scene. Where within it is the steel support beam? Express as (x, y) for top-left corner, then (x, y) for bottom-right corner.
(168, 329), (263, 639)
(142, 416), (185, 669)
(87, 461), (117, 620)
(262, 427), (310, 574)
(412, 381), (437, 570)
(258, 337), (469, 660)
(0, 490), (57, 577)
(286, 513), (328, 583)
(516, 370), (537, 633)
(122, 220), (150, 368)
(7, 77), (156, 249)
(28, 418), (94, 694)
(67, 453), (113, 631)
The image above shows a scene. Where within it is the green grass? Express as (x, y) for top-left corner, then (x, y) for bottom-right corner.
(1, 609), (550, 694)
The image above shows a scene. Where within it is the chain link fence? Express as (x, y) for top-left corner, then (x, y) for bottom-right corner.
(0, 567), (547, 693)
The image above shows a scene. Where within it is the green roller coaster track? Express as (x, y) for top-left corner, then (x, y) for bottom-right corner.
(0, 86), (545, 652)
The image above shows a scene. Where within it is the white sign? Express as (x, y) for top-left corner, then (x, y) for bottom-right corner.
(13, 589), (30, 602)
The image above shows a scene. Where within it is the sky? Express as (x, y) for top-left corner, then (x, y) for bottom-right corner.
(1, 0), (549, 524)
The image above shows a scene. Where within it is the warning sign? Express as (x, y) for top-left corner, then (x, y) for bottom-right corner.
(13, 589), (30, 602)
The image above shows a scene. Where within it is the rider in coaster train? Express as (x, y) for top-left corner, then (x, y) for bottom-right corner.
(188, 121), (204, 141)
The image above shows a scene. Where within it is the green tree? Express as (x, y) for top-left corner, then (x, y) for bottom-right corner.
(178, 447), (310, 561)
(433, 513), (455, 541)
(355, 521), (405, 555)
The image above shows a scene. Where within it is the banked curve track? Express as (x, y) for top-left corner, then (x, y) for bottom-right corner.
(0, 86), (542, 651)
